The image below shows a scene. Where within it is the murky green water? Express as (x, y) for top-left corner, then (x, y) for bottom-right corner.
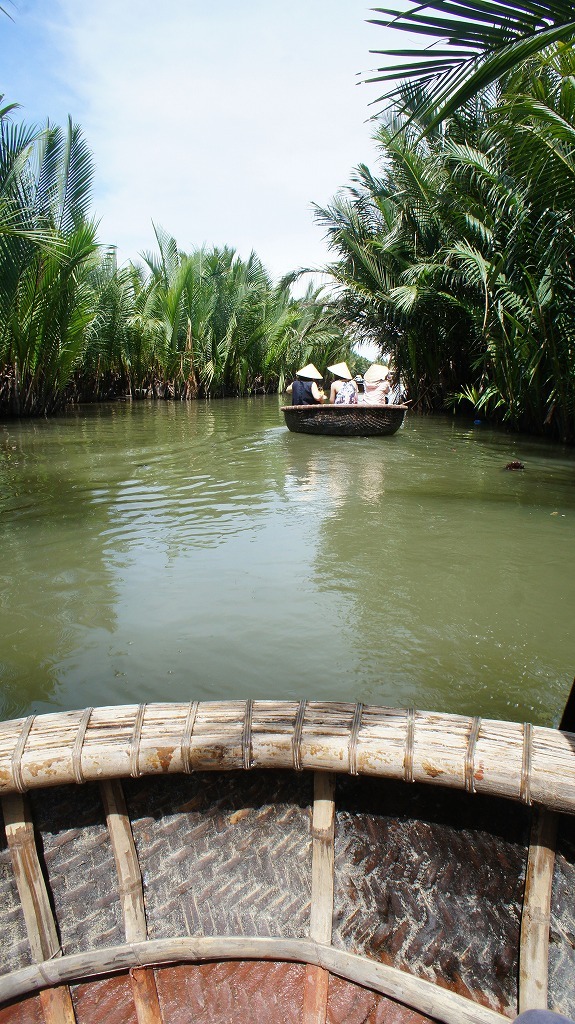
(1, 397), (574, 724)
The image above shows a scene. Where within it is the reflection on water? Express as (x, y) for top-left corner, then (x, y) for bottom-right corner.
(1, 398), (574, 725)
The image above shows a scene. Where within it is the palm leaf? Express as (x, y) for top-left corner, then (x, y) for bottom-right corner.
(366, 0), (575, 124)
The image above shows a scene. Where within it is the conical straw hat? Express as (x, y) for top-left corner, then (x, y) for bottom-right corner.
(327, 361), (352, 381)
(296, 363), (323, 381)
(364, 363), (389, 383)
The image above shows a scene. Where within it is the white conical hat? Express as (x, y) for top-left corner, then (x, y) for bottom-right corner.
(327, 361), (352, 381)
(296, 363), (323, 381)
(364, 363), (390, 383)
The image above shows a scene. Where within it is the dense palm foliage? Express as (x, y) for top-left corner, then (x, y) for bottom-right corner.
(76, 229), (352, 402)
(366, 0), (575, 127)
(0, 108), (99, 414)
(0, 107), (353, 416)
(317, 50), (575, 439)
(4, 0), (575, 439)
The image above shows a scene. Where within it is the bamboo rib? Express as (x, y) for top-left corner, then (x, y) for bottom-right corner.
(304, 772), (336, 1024)
(1, 794), (76, 1024)
(309, 772), (336, 945)
(99, 779), (163, 1024)
(0, 936), (509, 1024)
(100, 780), (147, 943)
(0, 701), (573, 813)
(518, 808), (558, 1012)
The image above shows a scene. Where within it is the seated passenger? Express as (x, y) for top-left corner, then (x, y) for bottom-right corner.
(361, 364), (391, 404)
(286, 364), (325, 405)
(328, 362), (358, 404)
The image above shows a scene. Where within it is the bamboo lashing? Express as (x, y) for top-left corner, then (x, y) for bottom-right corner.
(242, 699), (254, 770)
(518, 808), (559, 1012)
(72, 707), (92, 784)
(130, 704), (147, 779)
(1, 793), (76, 1024)
(403, 706), (415, 782)
(465, 717), (482, 793)
(304, 772), (336, 1024)
(292, 699), (306, 771)
(0, 936), (509, 1024)
(181, 700), (198, 774)
(1, 701), (574, 814)
(100, 779), (163, 1023)
(521, 723), (533, 806)
(348, 703), (363, 776)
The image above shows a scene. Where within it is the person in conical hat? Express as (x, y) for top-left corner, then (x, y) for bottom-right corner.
(327, 361), (352, 381)
(327, 361), (358, 405)
(361, 363), (391, 406)
(295, 363), (323, 380)
(363, 363), (389, 383)
(286, 363), (326, 405)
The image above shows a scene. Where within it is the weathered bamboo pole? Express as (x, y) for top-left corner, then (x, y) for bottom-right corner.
(1, 794), (76, 1024)
(515, 671), (572, 1007)
(304, 772), (336, 1024)
(0, 702), (573, 813)
(0, 936), (509, 1024)
(100, 780), (163, 1024)
(519, 808), (558, 1012)
(100, 780), (147, 942)
(309, 773), (336, 945)
(517, 677), (575, 1010)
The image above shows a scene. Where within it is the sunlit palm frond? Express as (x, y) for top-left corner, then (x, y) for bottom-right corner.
(365, 0), (575, 125)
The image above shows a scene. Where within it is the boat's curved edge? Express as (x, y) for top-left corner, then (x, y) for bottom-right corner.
(280, 403), (407, 436)
(280, 404), (409, 412)
(0, 936), (508, 1024)
(0, 701), (574, 813)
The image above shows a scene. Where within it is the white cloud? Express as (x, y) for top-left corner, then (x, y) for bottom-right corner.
(14, 0), (398, 280)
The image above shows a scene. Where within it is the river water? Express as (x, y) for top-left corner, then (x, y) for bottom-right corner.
(1, 397), (574, 725)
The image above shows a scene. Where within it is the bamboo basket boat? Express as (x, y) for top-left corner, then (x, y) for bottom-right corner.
(281, 403), (407, 436)
(0, 699), (574, 1024)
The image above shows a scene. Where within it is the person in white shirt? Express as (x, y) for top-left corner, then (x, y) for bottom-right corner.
(361, 364), (392, 404)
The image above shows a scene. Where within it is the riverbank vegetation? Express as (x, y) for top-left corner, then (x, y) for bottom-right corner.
(0, 102), (353, 417)
(317, 5), (575, 441)
(2, 0), (575, 441)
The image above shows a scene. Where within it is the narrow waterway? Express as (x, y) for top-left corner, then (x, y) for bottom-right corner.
(1, 397), (574, 724)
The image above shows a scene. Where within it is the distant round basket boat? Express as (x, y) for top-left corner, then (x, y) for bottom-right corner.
(281, 403), (407, 436)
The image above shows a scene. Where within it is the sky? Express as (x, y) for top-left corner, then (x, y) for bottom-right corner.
(1, 0), (398, 286)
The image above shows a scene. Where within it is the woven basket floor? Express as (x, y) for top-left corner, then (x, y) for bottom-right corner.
(1, 770), (574, 1018)
(0, 964), (433, 1024)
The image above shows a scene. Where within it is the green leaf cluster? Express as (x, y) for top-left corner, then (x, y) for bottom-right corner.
(318, 49), (575, 440)
(0, 105), (354, 415)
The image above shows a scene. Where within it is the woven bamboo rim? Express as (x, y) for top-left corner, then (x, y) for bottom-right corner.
(281, 404), (408, 413)
(0, 701), (573, 813)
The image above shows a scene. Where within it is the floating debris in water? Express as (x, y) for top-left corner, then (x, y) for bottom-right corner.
(505, 460), (525, 470)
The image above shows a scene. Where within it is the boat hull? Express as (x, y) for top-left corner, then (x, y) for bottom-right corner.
(281, 403), (407, 436)
(0, 701), (574, 1023)
(0, 960), (437, 1024)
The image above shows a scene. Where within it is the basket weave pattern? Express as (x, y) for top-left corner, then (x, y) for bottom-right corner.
(281, 404), (406, 436)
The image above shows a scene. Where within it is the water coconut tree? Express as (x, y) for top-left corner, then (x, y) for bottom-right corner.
(0, 107), (99, 415)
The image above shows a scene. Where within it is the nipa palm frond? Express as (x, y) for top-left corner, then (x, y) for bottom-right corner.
(365, 0), (575, 126)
